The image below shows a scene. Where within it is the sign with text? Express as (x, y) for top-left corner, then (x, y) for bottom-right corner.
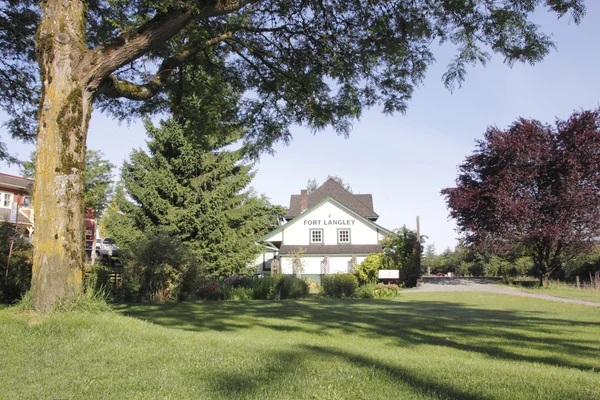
(303, 219), (355, 226)
(378, 270), (399, 279)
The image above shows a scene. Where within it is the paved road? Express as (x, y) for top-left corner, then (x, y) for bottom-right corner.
(405, 278), (600, 307)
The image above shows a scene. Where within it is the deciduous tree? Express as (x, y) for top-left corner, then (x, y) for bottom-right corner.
(0, 0), (586, 309)
(442, 109), (600, 286)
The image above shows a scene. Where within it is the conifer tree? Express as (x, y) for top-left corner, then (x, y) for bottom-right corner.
(103, 119), (283, 277)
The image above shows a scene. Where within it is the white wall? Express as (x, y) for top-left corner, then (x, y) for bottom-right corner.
(282, 201), (381, 246)
(281, 256), (367, 275)
(253, 250), (277, 274)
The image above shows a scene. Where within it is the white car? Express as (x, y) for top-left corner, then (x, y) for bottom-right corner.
(99, 237), (119, 257)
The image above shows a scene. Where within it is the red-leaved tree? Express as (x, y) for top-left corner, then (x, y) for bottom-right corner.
(442, 109), (600, 286)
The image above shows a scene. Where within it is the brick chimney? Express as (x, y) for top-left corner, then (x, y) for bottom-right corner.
(300, 189), (308, 212)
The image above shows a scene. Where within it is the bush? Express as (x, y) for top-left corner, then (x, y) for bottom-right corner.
(195, 275), (309, 301)
(354, 253), (382, 284)
(357, 282), (376, 299)
(119, 230), (194, 301)
(356, 282), (400, 299)
(322, 274), (358, 298)
(275, 275), (309, 299)
(226, 287), (254, 301)
(374, 283), (400, 298)
(0, 223), (33, 303)
(85, 264), (111, 292)
(252, 275), (279, 300)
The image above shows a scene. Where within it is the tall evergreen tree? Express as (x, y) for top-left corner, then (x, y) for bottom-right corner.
(103, 119), (283, 277)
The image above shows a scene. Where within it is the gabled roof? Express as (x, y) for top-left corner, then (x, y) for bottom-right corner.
(262, 196), (391, 242)
(0, 173), (33, 192)
(285, 177), (378, 220)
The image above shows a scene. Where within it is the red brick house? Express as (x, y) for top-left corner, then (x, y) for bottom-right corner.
(0, 173), (34, 239)
(0, 173), (98, 254)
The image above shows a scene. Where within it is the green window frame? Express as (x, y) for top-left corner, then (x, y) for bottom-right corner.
(310, 228), (324, 244)
(337, 228), (351, 244)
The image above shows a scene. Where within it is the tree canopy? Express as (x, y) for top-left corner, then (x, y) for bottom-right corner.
(0, 0), (587, 159)
(442, 109), (600, 285)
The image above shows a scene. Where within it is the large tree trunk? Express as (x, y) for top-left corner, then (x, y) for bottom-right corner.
(30, 0), (91, 312)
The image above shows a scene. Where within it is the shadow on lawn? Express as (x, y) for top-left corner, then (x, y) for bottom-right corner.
(115, 298), (600, 373)
(205, 345), (491, 400)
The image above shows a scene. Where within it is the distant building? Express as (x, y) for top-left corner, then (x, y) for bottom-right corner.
(255, 177), (392, 283)
(0, 173), (34, 238)
(0, 173), (98, 257)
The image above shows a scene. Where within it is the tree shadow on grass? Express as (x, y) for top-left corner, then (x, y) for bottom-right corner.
(199, 345), (491, 400)
(115, 298), (600, 373)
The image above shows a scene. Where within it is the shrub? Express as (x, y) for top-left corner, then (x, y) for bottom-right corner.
(226, 287), (254, 301)
(0, 223), (33, 304)
(322, 274), (358, 298)
(120, 230), (194, 301)
(357, 282), (376, 299)
(197, 279), (223, 300)
(85, 264), (111, 292)
(275, 275), (309, 299)
(252, 275), (279, 300)
(354, 253), (382, 284)
(374, 283), (400, 298)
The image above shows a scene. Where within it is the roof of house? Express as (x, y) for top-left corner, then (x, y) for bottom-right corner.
(0, 173), (33, 192)
(0, 208), (33, 226)
(279, 244), (382, 255)
(285, 178), (378, 220)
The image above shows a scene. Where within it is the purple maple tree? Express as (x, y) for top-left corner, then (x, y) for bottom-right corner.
(442, 109), (600, 286)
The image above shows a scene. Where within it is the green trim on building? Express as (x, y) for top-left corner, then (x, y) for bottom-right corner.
(336, 228), (351, 244)
(309, 228), (324, 244)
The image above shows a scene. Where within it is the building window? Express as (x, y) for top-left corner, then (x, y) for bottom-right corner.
(22, 196), (32, 207)
(310, 228), (323, 244)
(338, 229), (351, 244)
(0, 192), (12, 208)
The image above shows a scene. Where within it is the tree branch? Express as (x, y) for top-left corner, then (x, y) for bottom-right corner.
(81, 0), (259, 92)
(98, 31), (234, 100)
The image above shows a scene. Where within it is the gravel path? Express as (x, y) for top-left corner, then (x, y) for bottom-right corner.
(404, 278), (600, 307)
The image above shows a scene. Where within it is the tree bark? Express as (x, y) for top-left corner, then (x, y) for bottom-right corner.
(29, 0), (250, 311)
(31, 0), (91, 312)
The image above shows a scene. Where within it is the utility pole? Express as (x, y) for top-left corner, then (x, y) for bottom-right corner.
(416, 216), (421, 285)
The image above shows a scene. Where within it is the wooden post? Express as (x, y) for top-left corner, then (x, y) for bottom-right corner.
(416, 216), (421, 284)
(576, 275), (580, 289)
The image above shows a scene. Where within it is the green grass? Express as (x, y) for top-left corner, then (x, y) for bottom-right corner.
(507, 284), (600, 303)
(1, 293), (599, 399)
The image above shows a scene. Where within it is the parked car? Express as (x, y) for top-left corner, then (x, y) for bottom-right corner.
(99, 237), (119, 257)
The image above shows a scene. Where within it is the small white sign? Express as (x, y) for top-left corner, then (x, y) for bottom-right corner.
(378, 270), (399, 279)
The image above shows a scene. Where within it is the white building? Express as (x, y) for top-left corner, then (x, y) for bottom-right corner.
(255, 178), (392, 283)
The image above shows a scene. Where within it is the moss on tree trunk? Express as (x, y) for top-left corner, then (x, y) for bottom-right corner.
(30, 0), (91, 312)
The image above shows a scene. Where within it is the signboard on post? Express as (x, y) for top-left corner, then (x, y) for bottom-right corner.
(378, 270), (399, 279)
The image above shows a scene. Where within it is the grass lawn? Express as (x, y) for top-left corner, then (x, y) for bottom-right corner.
(506, 285), (600, 303)
(1, 293), (599, 399)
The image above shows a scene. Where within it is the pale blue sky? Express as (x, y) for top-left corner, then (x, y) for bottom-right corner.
(2, 4), (600, 253)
